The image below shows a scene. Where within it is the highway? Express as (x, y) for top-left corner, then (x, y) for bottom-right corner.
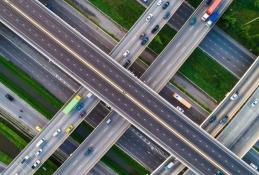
(110, 0), (185, 65)
(155, 57), (259, 174)
(55, 112), (130, 175)
(217, 87), (259, 157)
(2, 88), (100, 175)
(0, 82), (47, 133)
(138, 0), (255, 78)
(202, 57), (259, 136)
(142, 0), (233, 92)
(0, 1), (256, 174)
(183, 86), (259, 175)
(243, 148), (259, 173)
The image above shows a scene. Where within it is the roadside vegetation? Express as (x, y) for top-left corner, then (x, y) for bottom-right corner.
(218, 0), (259, 55)
(0, 56), (63, 119)
(35, 159), (59, 175)
(0, 151), (12, 164)
(87, 0), (236, 101)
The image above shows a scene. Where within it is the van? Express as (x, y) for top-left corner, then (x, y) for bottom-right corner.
(36, 138), (46, 147)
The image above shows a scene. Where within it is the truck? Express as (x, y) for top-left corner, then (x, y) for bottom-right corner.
(63, 95), (81, 114)
(172, 92), (192, 109)
(202, 0), (222, 21)
(206, 11), (219, 27)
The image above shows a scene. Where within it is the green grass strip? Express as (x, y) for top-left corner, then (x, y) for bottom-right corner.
(0, 55), (63, 118)
(35, 159), (59, 175)
(0, 121), (27, 150)
(0, 151), (12, 165)
(179, 49), (238, 101)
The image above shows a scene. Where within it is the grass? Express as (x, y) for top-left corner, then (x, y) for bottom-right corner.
(0, 151), (12, 164)
(71, 121), (93, 143)
(179, 49), (238, 101)
(0, 119), (28, 150)
(103, 146), (150, 175)
(218, 0), (259, 55)
(0, 55), (63, 119)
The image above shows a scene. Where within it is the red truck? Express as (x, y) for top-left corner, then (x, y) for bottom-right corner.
(202, 0), (222, 21)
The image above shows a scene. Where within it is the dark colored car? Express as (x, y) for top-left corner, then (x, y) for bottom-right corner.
(215, 170), (225, 175)
(79, 110), (86, 117)
(123, 60), (131, 68)
(76, 102), (84, 111)
(151, 25), (159, 34)
(141, 36), (149, 45)
(209, 116), (217, 123)
(139, 33), (147, 40)
(163, 12), (171, 20)
(162, 1), (170, 9)
(84, 147), (93, 156)
(189, 17), (197, 25)
(5, 94), (14, 101)
(219, 116), (229, 124)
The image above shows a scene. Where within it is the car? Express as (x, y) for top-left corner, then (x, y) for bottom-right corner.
(141, 36), (149, 45)
(76, 102), (84, 111)
(79, 110), (86, 117)
(21, 155), (30, 164)
(123, 50), (130, 57)
(146, 14), (153, 22)
(157, 0), (164, 6)
(162, 1), (170, 9)
(142, 0), (149, 3)
(163, 12), (171, 20)
(123, 60), (131, 68)
(176, 106), (184, 113)
(66, 125), (74, 133)
(5, 94), (14, 101)
(151, 25), (159, 34)
(189, 17), (197, 25)
(219, 116), (228, 124)
(35, 149), (43, 156)
(31, 160), (41, 169)
(250, 99), (258, 107)
(84, 147), (93, 156)
(52, 128), (61, 137)
(250, 163), (258, 170)
(35, 126), (42, 132)
(14, 173), (19, 175)
(36, 138), (46, 147)
(139, 33), (147, 40)
(106, 118), (112, 124)
(230, 91), (239, 100)
(209, 116), (217, 123)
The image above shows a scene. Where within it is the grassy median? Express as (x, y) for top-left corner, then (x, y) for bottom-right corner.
(0, 55), (63, 118)
(0, 151), (12, 165)
(86, 0), (237, 101)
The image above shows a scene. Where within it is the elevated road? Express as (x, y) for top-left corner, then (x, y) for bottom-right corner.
(157, 58), (258, 174)
(138, 0), (256, 77)
(0, 1), (255, 174)
(142, 0), (233, 92)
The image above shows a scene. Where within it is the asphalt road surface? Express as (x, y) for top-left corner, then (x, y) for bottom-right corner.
(0, 1), (255, 174)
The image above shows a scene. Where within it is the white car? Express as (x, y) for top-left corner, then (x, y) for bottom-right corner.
(106, 118), (112, 125)
(230, 92), (239, 101)
(123, 50), (130, 57)
(146, 14), (153, 22)
(31, 160), (41, 169)
(251, 99), (258, 107)
(157, 0), (164, 6)
(52, 128), (61, 137)
(35, 149), (43, 156)
(176, 106), (184, 113)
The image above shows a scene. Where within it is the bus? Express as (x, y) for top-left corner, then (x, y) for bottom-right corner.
(63, 95), (82, 114)
(172, 92), (192, 109)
